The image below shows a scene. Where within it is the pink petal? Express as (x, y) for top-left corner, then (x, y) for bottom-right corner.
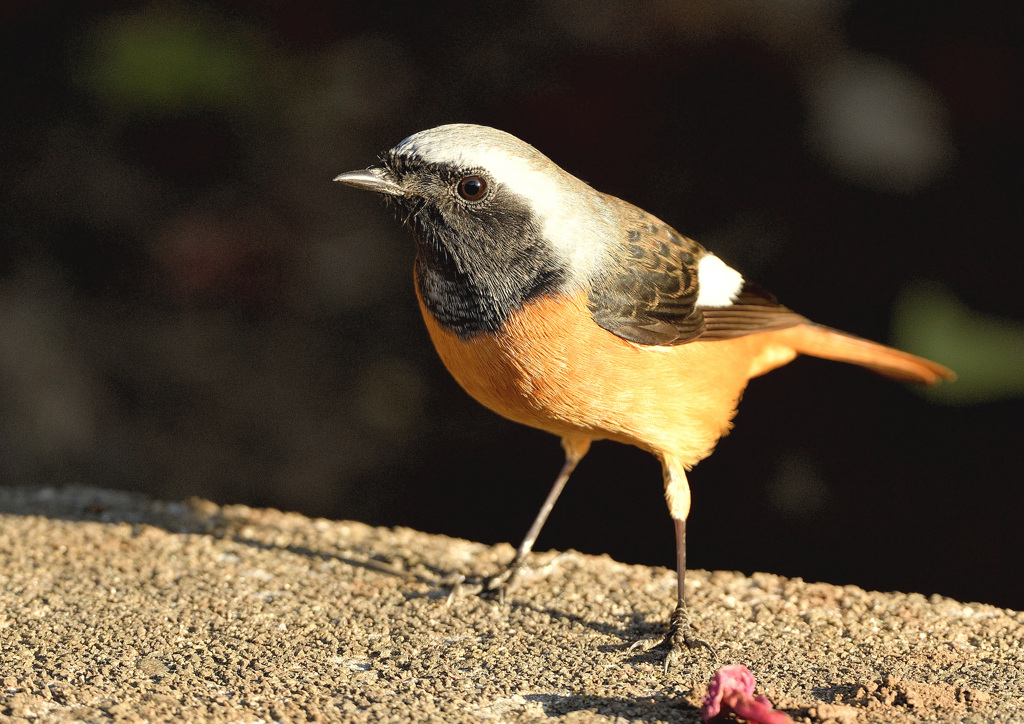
(701, 665), (795, 724)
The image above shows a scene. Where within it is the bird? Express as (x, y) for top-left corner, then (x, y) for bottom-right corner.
(334, 123), (954, 668)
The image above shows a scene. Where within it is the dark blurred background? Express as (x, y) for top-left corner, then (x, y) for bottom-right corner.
(2, 1), (1022, 609)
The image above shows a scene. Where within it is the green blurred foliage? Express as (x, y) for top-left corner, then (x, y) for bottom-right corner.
(78, 7), (275, 114)
(893, 282), (1024, 404)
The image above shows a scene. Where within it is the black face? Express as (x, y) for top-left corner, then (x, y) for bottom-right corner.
(381, 151), (567, 338)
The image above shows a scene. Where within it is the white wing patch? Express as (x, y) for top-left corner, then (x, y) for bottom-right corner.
(695, 254), (744, 308)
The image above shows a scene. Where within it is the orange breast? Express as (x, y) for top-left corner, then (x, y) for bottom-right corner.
(417, 287), (798, 468)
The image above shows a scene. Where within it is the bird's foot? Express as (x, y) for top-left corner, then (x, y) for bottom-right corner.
(629, 604), (718, 673)
(445, 556), (526, 605)
(445, 551), (569, 605)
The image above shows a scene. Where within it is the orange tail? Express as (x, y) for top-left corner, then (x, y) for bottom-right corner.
(779, 324), (955, 385)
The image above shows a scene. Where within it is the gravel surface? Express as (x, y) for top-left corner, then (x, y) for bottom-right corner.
(1, 486), (1020, 723)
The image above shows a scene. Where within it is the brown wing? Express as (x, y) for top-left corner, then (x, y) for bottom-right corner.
(699, 281), (808, 340)
(587, 201), (806, 346)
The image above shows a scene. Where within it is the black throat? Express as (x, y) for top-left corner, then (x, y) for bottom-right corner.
(405, 187), (567, 338)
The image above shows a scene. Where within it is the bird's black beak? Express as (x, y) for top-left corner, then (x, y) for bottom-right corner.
(334, 167), (404, 197)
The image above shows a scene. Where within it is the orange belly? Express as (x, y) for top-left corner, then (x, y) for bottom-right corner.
(417, 286), (799, 468)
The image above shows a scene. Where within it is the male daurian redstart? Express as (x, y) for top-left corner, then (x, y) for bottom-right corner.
(335, 124), (954, 667)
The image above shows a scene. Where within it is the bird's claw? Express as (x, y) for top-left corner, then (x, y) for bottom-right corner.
(445, 575), (481, 605)
(445, 560), (523, 606)
(629, 606), (718, 672)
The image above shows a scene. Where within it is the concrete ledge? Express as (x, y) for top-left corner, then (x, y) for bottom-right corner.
(0, 486), (1018, 723)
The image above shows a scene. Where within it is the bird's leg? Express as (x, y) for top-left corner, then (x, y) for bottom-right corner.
(450, 437), (590, 601)
(661, 516), (716, 671)
(482, 436), (590, 595)
(630, 459), (716, 670)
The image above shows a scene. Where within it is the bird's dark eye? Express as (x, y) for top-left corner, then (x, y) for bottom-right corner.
(457, 175), (488, 201)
